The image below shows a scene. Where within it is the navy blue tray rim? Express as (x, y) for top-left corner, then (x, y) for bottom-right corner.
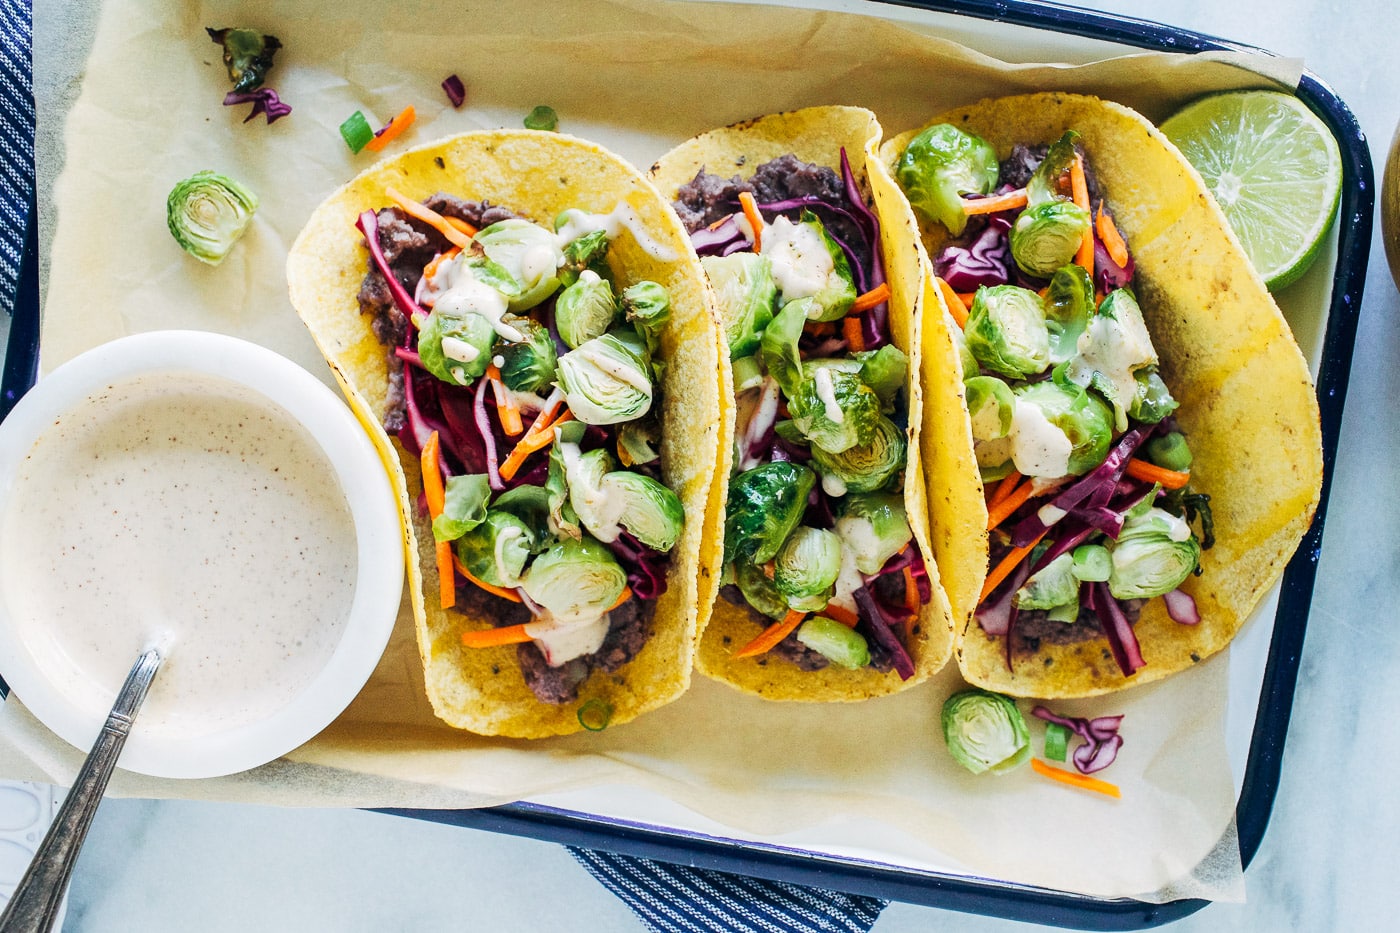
(0, 1), (1371, 929)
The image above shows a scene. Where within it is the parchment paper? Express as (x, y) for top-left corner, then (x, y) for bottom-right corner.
(6, 0), (1308, 902)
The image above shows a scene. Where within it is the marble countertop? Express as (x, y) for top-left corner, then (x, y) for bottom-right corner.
(13, 0), (1400, 929)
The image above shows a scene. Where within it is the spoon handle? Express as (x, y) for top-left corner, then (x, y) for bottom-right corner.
(0, 648), (163, 933)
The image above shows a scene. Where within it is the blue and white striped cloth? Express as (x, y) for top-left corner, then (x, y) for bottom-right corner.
(0, 3), (884, 929)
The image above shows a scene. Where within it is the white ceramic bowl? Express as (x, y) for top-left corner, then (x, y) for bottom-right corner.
(0, 331), (404, 779)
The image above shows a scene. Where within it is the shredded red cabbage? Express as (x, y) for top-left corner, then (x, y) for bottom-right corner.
(853, 586), (915, 680)
(1032, 706), (1124, 774)
(473, 374), (504, 491)
(975, 559), (1033, 636)
(356, 210), (425, 325)
(1162, 588), (1200, 625)
(442, 74), (466, 108)
(735, 378), (781, 472)
(394, 346), (423, 369)
(873, 545), (933, 604)
(934, 213), (1013, 291)
(1010, 427), (1150, 547)
(223, 88), (292, 124)
(606, 532), (670, 599)
(1094, 237), (1135, 292)
(1094, 582), (1145, 677)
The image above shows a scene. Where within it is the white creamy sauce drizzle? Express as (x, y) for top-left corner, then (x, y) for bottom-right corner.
(554, 203), (678, 263)
(523, 610), (611, 667)
(828, 539), (864, 614)
(520, 244), (560, 286)
(575, 345), (654, 396)
(491, 354), (506, 369)
(560, 441), (626, 543)
(440, 335), (480, 364)
(969, 395), (1008, 442)
(578, 269), (602, 285)
(1066, 303), (1157, 420)
(761, 216), (834, 301)
(430, 256), (524, 342)
(0, 374), (357, 737)
(1149, 507), (1193, 542)
(733, 212), (758, 246)
(1008, 398), (1073, 478)
(813, 367), (844, 424)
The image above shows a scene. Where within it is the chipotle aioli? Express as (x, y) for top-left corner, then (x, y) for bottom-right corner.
(0, 372), (357, 738)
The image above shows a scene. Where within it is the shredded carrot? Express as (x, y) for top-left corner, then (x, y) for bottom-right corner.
(842, 316), (866, 352)
(444, 215), (479, 238)
(1096, 203), (1129, 269)
(421, 432), (446, 517)
(364, 105), (416, 153)
(707, 215), (731, 231)
(737, 191), (764, 252)
(1031, 758), (1122, 798)
(822, 603), (860, 628)
(499, 410), (574, 480)
(1125, 458), (1191, 490)
(956, 292), (978, 308)
(903, 566), (920, 615)
(962, 188), (1028, 215)
(804, 321), (836, 339)
(435, 540), (456, 609)
(1070, 155), (1094, 273)
(934, 277), (969, 330)
(452, 555), (524, 603)
(986, 478), (1038, 532)
(988, 470), (1023, 509)
(608, 586), (633, 611)
(486, 364), (524, 436)
(978, 530), (1048, 605)
(852, 282), (890, 312)
(461, 623), (533, 648)
(385, 184), (473, 249)
(761, 561), (776, 580)
(422, 246), (461, 282)
(734, 609), (807, 659)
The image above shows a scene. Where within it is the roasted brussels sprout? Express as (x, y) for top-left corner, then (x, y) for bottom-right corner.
(559, 229), (610, 287)
(1014, 552), (1078, 611)
(206, 27), (281, 92)
(808, 414), (905, 495)
(166, 171), (259, 265)
(772, 527), (842, 606)
(788, 364), (882, 455)
(454, 510), (536, 588)
(556, 331), (653, 425)
(760, 296), (809, 397)
(1044, 264), (1093, 364)
(795, 616), (870, 669)
(941, 689), (1030, 775)
(521, 536), (627, 619)
(724, 462), (816, 564)
(490, 485), (552, 547)
(1010, 201), (1092, 279)
(621, 280), (671, 351)
(601, 471), (685, 552)
(562, 445), (615, 538)
(1011, 381), (1113, 477)
(965, 285), (1050, 379)
(496, 318), (558, 393)
(472, 219), (564, 312)
(734, 559), (789, 621)
(1071, 543), (1113, 582)
(966, 376), (1015, 443)
(834, 493), (912, 574)
(853, 345), (908, 408)
(1130, 370), (1180, 425)
(1065, 288), (1161, 429)
(546, 420), (584, 539)
(418, 307), (496, 386)
(895, 123), (999, 236)
(1107, 507), (1201, 600)
(702, 252), (777, 359)
(759, 212), (857, 321)
(556, 272), (618, 349)
(430, 473), (492, 542)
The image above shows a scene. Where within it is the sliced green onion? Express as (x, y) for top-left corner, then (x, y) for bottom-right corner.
(340, 110), (374, 154)
(577, 698), (613, 732)
(1044, 721), (1070, 762)
(524, 105), (558, 132)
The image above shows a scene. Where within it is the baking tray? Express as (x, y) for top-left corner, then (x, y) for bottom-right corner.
(0, 0), (1370, 927)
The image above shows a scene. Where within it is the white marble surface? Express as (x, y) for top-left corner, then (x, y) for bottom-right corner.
(15, 0), (1400, 929)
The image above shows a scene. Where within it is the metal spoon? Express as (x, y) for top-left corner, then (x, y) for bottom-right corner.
(0, 648), (163, 933)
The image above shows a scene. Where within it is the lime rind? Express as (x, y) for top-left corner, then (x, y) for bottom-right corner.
(1161, 91), (1342, 290)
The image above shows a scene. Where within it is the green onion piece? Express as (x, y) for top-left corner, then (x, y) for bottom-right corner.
(1044, 722), (1070, 762)
(524, 105), (558, 132)
(577, 698), (613, 732)
(340, 110), (374, 153)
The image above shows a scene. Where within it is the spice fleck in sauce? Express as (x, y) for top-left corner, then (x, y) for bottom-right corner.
(0, 373), (357, 738)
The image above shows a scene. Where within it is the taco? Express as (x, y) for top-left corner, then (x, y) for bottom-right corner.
(879, 92), (1323, 698)
(287, 130), (726, 736)
(649, 106), (962, 700)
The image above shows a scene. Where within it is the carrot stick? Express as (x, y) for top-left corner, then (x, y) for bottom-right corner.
(420, 432), (446, 517)
(435, 541), (456, 610)
(499, 410), (574, 480)
(486, 364), (524, 436)
(934, 277), (969, 329)
(956, 292), (978, 308)
(385, 185), (473, 250)
(804, 320), (836, 337)
(962, 188), (1028, 215)
(1125, 458), (1191, 490)
(852, 282), (890, 312)
(822, 603), (860, 628)
(460, 623), (534, 649)
(986, 478), (1038, 532)
(903, 566), (920, 615)
(1031, 758), (1122, 799)
(1070, 156), (1094, 273)
(445, 215), (479, 238)
(737, 191), (764, 252)
(733, 609), (807, 659)
(365, 105), (416, 153)
(978, 530), (1048, 605)
(608, 586), (633, 611)
(987, 470), (1023, 509)
(842, 316), (866, 353)
(452, 555), (524, 603)
(1096, 203), (1130, 269)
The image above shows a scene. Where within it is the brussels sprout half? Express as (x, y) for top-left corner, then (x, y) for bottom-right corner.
(556, 330), (654, 425)
(1107, 507), (1201, 600)
(1014, 552), (1078, 611)
(521, 536), (627, 620)
(418, 307), (496, 386)
(430, 473), (492, 542)
(454, 510), (536, 588)
(941, 688), (1031, 775)
(895, 123), (999, 236)
(789, 365), (882, 455)
(734, 559), (790, 621)
(496, 318), (558, 394)
(166, 170), (259, 266)
(724, 462), (816, 565)
(965, 286), (1050, 379)
(473, 218), (564, 312)
(760, 212), (857, 321)
(760, 296), (809, 397)
(703, 252), (778, 360)
(835, 493), (912, 575)
(1013, 380), (1113, 477)
(772, 527), (842, 604)
(555, 273), (619, 349)
(601, 471), (685, 552)
(796, 616), (871, 669)
(1044, 264), (1093, 364)
(622, 281), (671, 356)
(1010, 201), (1092, 279)
(809, 414), (905, 495)
(853, 345), (909, 408)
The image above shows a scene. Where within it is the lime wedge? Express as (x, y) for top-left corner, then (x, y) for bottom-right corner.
(1160, 90), (1342, 290)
